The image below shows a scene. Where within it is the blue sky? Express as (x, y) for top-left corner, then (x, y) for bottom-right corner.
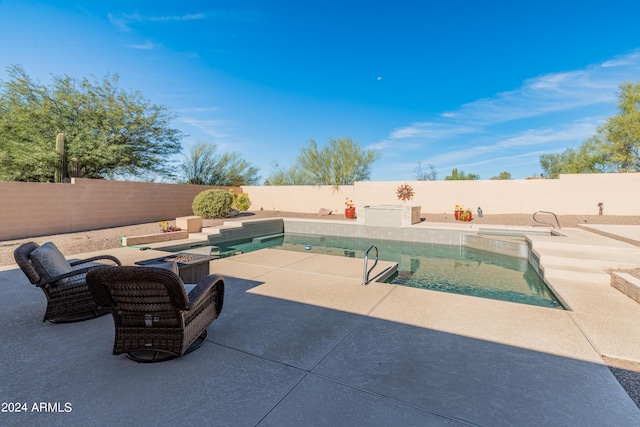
(1, 1), (640, 182)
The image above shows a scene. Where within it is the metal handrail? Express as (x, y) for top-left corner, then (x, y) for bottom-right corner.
(362, 245), (379, 285)
(533, 211), (561, 229)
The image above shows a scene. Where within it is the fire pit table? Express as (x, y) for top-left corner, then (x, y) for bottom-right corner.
(135, 253), (218, 283)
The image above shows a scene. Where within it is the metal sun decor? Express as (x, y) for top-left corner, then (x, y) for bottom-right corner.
(396, 183), (414, 201)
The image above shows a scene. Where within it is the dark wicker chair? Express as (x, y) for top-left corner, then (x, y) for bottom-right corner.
(86, 265), (224, 362)
(14, 242), (122, 323)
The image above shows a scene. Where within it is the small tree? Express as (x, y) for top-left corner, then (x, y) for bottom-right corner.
(539, 139), (608, 178)
(265, 161), (312, 185)
(598, 82), (640, 171)
(445, 168), (479, 180)
(490, 171), (512, 180)
(266, 137), (380, 186)
(539, 81), (640, 177)
(180, 142), (260, 185)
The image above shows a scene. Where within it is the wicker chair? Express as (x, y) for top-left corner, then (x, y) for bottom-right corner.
(86, 265), (224, 362)
(14, 242), (122, 323)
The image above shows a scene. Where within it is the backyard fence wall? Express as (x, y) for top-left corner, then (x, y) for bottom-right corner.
(242, 173), (640, 217)
(0, 178), (236, 240)
(1, 173), (639, 241)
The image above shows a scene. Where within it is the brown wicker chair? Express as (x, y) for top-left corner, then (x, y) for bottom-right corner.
(86, 265), (224, 362)
(14, 242), (122, 323)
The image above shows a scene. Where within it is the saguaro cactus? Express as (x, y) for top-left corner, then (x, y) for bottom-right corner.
(54, 132), (68, 183)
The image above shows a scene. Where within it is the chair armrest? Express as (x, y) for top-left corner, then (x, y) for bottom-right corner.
(40, 264), (113, 287)
(69, 255), (122, 267)
(186, 274), (225, 313)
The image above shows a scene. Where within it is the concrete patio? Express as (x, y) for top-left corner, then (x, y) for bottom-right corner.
(2, 222), (640, 426)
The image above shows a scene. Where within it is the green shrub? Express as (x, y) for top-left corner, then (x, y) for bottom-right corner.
(235, 193), (251, 211)
(228, 189), (237, 207)
(192, 189), (234, 218)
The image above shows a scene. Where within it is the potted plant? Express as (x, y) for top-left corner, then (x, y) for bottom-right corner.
(344, 198), (356, 219)
(454, 204), (463, 220)
(158, 221), (182, 233)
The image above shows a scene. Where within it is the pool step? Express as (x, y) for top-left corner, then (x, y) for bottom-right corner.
(478, 228), (552, 237)
(530, 236), (640, 260)
(252, 233), (284, 243)
(542, 267), (610, 286)
(611, 272), (640, 304)
(462, 234), (528, 259)
(540, 255), (639, 274)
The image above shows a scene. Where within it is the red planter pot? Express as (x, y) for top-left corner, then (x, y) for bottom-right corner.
(345, 208), (356, 219)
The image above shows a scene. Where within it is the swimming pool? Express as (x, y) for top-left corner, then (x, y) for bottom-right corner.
(174, 233), (563, 309)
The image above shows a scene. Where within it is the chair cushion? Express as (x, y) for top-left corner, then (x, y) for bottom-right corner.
(29, 242), (72, 280)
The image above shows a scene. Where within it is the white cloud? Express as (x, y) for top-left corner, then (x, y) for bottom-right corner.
(390, 123), (478, 140)
(375, 48), (640, 180)
(109, 12), (205, 32)
(420, 118), (602, 167)
(602, 50), (640, 68)
(126, 42), (156, 50)
(177, 107), (220, 113)
(179, 117), (231, 139)
(387, 48), (640, 146)
(108, 13), (131, 32)
(144, 13), (205, 22)
(495, 118), (600, 149)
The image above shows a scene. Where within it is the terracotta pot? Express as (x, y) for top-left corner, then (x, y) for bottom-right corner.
(345, 208), (356, 219)
(454, 210), (460, 220)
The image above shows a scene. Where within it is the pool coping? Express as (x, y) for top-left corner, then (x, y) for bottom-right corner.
(215, 218), (640, 361)
(127, 216), (640, 365)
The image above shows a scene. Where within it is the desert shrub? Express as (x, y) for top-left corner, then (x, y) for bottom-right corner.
(192, 189), (234, 218)
(235, 193), (251, 211)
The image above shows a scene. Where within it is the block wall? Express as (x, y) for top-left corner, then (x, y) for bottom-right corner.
(0, 178), (237, 240)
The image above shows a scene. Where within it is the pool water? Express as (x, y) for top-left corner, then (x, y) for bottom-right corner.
(179, 233), (563, 309)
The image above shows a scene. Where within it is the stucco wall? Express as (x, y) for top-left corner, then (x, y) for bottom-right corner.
(0, 178), (235, 240)
(2, 173), (638, 241)
(242, 173), (640, 217)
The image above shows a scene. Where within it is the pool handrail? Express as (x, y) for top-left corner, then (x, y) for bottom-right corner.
(533, 211), (561, 229)
(362, 245), (379, 285)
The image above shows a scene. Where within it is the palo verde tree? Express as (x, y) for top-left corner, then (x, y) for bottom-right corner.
(265, 161), (312, 185)
(0, 65), (182, 181)
(539, 81), (640, 178)
(267, 137), (380, 186)
(180, 141), (260, 186)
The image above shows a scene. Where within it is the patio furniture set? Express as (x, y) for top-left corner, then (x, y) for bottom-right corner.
(13, 241), (224, 362)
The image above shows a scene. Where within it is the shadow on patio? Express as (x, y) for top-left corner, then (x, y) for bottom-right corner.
(1, 248), (639, 426)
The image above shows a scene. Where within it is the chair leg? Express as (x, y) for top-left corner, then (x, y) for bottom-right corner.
(126, 350), (177, 363)
(184, 329), (208, 355)
(125, 330), (209, 363)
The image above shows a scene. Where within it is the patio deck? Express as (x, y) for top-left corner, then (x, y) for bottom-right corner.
(1, 223), (640, 425)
